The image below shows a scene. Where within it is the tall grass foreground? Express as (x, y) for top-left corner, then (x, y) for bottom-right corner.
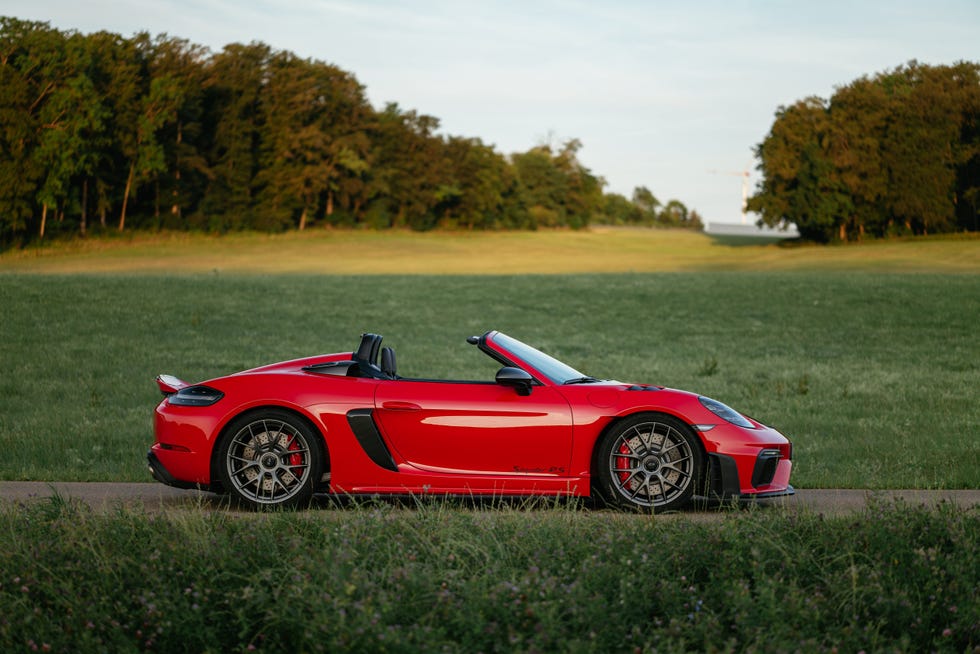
(0, 497), (975, 652)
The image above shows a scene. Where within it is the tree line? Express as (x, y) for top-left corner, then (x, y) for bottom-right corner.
(0, 17), (701, 248)
(749, 61), (980, 242)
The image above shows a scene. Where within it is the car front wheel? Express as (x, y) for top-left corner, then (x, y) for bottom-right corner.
(217, 410), (323, 509)
(595, 413), (702, 512)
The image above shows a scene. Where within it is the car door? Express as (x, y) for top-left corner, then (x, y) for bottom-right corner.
(374, 379), (574, 477)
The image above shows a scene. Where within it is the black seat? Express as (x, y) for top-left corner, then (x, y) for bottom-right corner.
(355, 333), (382, 365)
(380, 347), (397, 378)
(351, 333), (385, 378)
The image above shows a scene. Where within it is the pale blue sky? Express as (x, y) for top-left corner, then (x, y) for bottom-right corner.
(6, 1), (980, 223)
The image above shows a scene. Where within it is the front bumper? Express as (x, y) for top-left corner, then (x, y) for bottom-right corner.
(706, 451), (794, 500)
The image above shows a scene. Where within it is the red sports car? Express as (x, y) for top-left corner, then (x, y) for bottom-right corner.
(149, 331), (793, 511)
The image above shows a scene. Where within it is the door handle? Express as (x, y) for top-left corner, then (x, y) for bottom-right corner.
(382, 401), (422, 411)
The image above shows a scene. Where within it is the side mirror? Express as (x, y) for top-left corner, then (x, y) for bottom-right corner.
(496, 367), (533, 396)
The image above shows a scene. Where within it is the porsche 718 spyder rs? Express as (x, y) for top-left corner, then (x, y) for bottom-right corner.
(149, 331), (793, 511)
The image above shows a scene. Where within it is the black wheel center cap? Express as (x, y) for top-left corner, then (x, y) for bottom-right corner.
(642, 456), (661, 473)
(261, 454), (279, 469)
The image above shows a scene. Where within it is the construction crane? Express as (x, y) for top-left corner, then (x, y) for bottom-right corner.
(708, 163), (751, 225)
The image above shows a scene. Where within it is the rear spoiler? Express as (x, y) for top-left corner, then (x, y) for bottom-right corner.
(156, 374), (190, 396)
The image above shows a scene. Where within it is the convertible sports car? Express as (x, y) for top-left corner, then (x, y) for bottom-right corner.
(149, 331), (793, 511)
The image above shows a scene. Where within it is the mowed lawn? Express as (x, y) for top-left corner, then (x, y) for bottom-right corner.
(1, 228), (977, 489)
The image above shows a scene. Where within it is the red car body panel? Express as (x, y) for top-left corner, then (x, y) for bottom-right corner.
(149, 331), (793, 504)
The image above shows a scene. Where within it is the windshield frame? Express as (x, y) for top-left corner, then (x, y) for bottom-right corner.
(485, 332), (589, 385)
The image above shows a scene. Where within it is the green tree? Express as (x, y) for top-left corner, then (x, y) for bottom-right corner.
(688, 209), (704, 230)
(553, 139), (603, 228)
(116, 34), (189, 231)
(511, 139), (603, 228)
(312, 64), (371, 225)
(145, 35), (211, 227)
(631, 186), (661, 219)
(0, 19), (704, 244)
(364, 103), (445, 229)
(77, 29), (140, 230)
(752, 61), (980, 241)
(512, 145), (567, 227)
(0, 18), (53, 242)
(597, 192), (640, 225)
(952, 62), (980, 232)
(750, 97), (853, 241)
(33, 31), (108, 238)
(874, 64), (953, 235)
(69, 31), (121, 235)
(824, 76), (890, 238)
(254, 51), (322, 230)
(200, 42), (270, 229)
(659, 199), (688, 226)
(437, 136), (515, 228)
(256, 52), (371, 230)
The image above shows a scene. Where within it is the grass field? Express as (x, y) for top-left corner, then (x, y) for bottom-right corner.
(2, 230), (979, 652)
(1, 496), (976, 652)
(1, 268), (977, 488)
(2, 228), (979, 274)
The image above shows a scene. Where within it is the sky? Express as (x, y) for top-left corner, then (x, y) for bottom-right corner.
(5, 1), (980, 224)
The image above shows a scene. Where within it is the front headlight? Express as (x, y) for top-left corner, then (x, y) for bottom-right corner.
(698, 396), (755, 429)
(168, 385), (224, 407)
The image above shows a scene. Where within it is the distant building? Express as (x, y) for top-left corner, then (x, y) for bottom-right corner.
(705, 222), (799, 239)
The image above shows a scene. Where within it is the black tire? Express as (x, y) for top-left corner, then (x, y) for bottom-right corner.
(594, 413), (702, 512)
(216, 409), (323, 509)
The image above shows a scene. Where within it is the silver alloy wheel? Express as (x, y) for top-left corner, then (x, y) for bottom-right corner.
(225, 417), (313, 505)
(607, 419), (695, 508)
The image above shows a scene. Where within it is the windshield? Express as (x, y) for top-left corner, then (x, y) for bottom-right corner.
(491, 332), (589, 384)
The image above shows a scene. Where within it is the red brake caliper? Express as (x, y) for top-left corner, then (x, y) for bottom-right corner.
(288, 441), (303, 473)
(616, 442), (631, 486)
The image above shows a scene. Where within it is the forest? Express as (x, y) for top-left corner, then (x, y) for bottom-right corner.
(749, 61), (980, 242)
(0, 17), (700, 248)
(4, 18), (977, 248)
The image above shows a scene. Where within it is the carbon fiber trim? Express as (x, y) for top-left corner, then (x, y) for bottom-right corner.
(707, 452), (741, 498)
(346, 409), (399, 472)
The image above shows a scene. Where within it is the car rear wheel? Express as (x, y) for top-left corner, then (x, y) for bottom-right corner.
(595, 413), (702, 512)
(217, 410), (322, 509)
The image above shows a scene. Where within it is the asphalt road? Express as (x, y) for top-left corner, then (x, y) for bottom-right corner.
(0, 482), (977, 516)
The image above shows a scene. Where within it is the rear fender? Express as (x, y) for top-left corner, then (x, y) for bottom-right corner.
(208, 404), (332, 493)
